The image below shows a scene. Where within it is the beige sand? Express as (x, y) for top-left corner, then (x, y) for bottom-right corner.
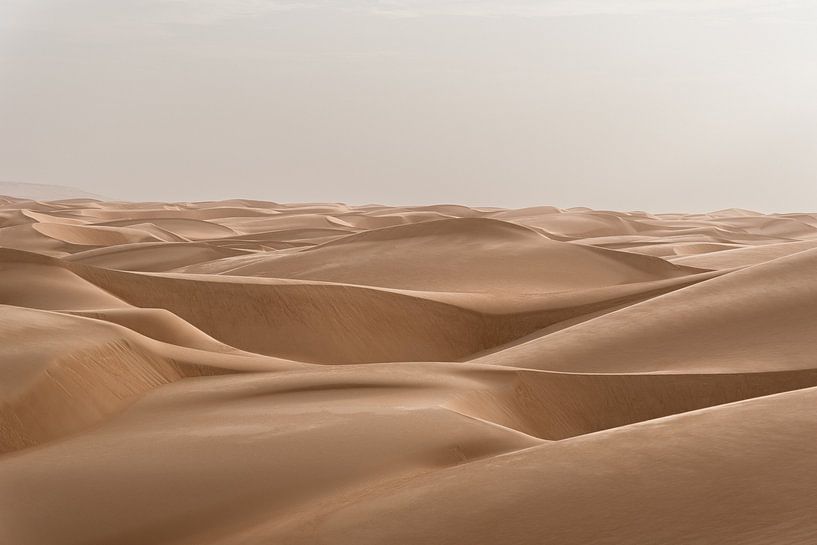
(2, 197), (817, 544)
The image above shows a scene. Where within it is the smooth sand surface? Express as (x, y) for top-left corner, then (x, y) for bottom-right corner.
(2, 197), (817, 544)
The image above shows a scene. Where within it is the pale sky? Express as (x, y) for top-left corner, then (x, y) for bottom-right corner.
(1, 1), (816, 211)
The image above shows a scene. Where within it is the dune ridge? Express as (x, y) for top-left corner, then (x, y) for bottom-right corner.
(1, 198), (817, 545)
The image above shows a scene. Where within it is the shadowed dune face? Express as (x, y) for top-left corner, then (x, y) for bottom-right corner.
(2, 198), (817, 544)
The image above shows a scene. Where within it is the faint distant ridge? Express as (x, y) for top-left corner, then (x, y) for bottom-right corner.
(0, 181), (107, 201)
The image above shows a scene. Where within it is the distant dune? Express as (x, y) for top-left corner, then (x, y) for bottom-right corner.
(2, 199), (817, 545)
(0, 181), (106, 201)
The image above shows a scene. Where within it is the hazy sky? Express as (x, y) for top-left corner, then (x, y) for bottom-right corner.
(1, 1), (816, 211)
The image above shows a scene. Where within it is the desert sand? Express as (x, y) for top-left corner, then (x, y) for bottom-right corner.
(2, 197), (817, 544)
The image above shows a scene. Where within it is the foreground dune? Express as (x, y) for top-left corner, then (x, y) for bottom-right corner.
(1, 197), (816, 544)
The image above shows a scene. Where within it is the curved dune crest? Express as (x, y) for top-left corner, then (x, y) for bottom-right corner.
(201, 217), (700, 292)
(670, 239), (817, 269)
(0, 248), (129, 310)
(0, 306), (220, 452)
(272, 386), (817, 545)
(64, 241), (250, 272)
(33, 222), (169, 246)
(66, 265), (497, 363)
(91, 217), (237, 239)
(475, 248), (817, 373)
(66, 307), (248, 353)
(0, 304), (302, 453)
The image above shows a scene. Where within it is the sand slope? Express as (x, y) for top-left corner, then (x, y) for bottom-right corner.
(474, 248), (817, 373)
(1, 199), (816, 544)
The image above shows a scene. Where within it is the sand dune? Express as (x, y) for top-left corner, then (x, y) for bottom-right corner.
(33, 222), (173, 245)
(1, 198), (816, 544)
(179, 217), (700, 292)
(0, 305), (283, 453)
(273, 385), (817, 545)
(474, 248), (817, 373)
(91, 217), (237, 239)
(0, 248), (129, 310)
(671, 238), (817, 269)
(65, 242), (250, 272)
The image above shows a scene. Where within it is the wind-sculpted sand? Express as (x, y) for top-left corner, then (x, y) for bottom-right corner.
(2, 197), (817, 545)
